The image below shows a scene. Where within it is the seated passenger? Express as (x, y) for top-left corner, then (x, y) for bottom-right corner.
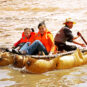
(14, 28), (35, 47)
(54, 18), (86, 52)
(19, 21), (55, 55)
(6, 28), (35, 53)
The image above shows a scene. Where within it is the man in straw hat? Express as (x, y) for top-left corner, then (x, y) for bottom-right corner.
(54, 18), (85, 52)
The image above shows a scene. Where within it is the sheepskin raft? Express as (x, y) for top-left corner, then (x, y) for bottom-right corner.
(0, 48), (87, 74)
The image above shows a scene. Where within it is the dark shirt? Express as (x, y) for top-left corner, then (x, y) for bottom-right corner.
(63, 27), (73, 42)
(54, 27), (74, 43)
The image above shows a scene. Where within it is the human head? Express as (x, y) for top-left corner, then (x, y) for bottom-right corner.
(64, 18), (76, 29)
(38, 21), (46, 34)
(24, 28), (31, 37)
(31, 28), (34, 32)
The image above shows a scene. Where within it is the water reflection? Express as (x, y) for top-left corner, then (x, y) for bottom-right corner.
(0, 69), (13, 80)
(0, 81), (16, 87)
(0, 67), (16, 87)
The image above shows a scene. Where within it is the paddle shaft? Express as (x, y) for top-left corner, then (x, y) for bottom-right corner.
(77, 32), (87, 45)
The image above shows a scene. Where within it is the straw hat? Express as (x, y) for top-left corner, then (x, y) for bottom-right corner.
(64, 18), (76, 24)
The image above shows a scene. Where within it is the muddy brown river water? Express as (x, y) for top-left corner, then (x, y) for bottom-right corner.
(0, 0), (87, 87)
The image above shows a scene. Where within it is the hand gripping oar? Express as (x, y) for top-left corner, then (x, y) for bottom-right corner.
(77, 32), (87, 45)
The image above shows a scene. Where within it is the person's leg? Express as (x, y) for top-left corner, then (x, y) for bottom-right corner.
(18, 43), (26, 48)
(20, 40), (48, 55)
(19, 42), (30, 51)
(58, 43), (66, 51)
(12, 42), (30, 54)
(64, 44), (77, 51)
(55, 42), (65, 51)
(27, 40), (48, 55)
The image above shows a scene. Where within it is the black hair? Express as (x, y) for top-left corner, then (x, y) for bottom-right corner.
(31, 28), (34, 32)
(38, 21), (46, 29)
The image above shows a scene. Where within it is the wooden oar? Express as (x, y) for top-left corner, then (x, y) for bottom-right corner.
(77, 32), (87, 45)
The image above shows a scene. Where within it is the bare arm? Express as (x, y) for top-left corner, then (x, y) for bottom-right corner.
(72, 41), (86, 47)
(72, 32), (86, 47)
(77, 32), (87, 45)
(72, 36), (80, 40)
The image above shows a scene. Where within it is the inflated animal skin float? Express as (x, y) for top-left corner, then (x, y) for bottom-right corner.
(0, 48), (87, 74)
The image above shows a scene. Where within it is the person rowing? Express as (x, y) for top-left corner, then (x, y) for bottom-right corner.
(54, 18), (86, 52)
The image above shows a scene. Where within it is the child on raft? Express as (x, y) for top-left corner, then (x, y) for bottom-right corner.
(6, 28), (36, 53)
(18, 21), (56, 55)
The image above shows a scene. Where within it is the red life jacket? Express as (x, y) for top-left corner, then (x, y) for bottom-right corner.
(34, 30), (54, 53)
(14, 32), (36, 47)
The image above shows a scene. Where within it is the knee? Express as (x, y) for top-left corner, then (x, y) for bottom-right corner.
(34, 40), (41, 43)
(34, 40), (42, 45)
(26, 42), (30, 45)
(27, 42), (30, 44)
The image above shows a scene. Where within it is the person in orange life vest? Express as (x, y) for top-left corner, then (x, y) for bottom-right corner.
(19, 21), (55, 55)
(6, 28), (35, 53)
(54, 18), (86, 52)
(14, 28), (35, 48)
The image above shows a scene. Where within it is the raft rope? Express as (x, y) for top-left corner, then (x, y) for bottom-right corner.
(0, 48), (87, 59)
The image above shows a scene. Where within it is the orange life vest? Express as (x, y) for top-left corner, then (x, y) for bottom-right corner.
(20, 32), (35, 43)
(14, 32), (35, 47)
(35, 30), (54, 53)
